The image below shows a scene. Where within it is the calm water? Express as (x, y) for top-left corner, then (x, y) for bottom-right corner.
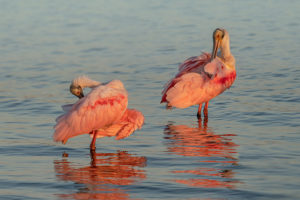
(1, 1), (300, 199)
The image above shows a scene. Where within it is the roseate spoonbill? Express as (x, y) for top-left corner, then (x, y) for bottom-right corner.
(161, 28), (236, 118)
(53, 75), (144, 151)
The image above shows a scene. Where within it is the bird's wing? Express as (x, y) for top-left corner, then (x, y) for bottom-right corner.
(53, 84), (128, 143)
(161, 72), (206, 108)
(115, 109), (145, 140)
(54, 104), (74, 123)
(161, 53), (210, 103)
(92, 109), (144, 140)
(204, 58), (223, 78)
(160, 53), (210, 103)
(178, 53), (210, 74)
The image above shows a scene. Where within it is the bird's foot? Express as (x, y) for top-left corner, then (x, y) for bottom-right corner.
(62, 152), (69, 157)
(90, 145), (96, 153)
(203, 102), (209, 118)
(197, 112), (202, 119)
(203, 109), (208, 119)
(90, 130), (97, 152)
(203, 115), (208, 126)
(166, 104), (173, 110)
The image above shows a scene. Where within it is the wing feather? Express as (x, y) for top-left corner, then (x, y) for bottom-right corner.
(53, 83), (128, 143)
(161, 53), (211, 103)
(162, 73), (205, 108)
(115, 109), (145, 140)
(91, 108), (145, 140)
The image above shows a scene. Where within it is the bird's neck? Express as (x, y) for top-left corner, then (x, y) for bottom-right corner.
(220, 41), (231, 60)
(220, 42), (235, 69)
(82, 79), (101, 89)
(73, 76), (101, 89)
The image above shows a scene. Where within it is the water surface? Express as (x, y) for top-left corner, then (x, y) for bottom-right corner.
(1, 1), (300, 199)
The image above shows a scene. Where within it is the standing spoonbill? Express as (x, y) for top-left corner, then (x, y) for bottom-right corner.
(53, 75), (144, 151)
(161, 28), (236, 119)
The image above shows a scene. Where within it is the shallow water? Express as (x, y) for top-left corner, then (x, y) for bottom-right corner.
(1, 1), (300, 199)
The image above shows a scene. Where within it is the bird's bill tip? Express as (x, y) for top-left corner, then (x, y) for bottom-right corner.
(78, 92), (84, 99)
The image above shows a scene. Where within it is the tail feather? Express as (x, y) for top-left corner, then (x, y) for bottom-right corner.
(115, 109), (144, 140)
(161, 78), (181, 103)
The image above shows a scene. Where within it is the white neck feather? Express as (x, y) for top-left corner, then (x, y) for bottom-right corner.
(72, 75), (101, 88)
(220, 35), (235, 69)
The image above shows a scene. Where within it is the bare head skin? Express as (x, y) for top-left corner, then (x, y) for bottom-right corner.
(69, 75), (101, 99)
(211, 28), (235, 68)
(211, 28), (225, 61)
(70, 84), (84, 99)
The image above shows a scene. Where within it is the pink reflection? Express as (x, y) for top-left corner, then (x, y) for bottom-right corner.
(54, 151), (146, 200)
(164, 120), (240, 189)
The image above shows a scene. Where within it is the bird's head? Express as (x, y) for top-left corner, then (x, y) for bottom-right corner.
(211, 28), (230, 61)
(70, 83), (84, 99)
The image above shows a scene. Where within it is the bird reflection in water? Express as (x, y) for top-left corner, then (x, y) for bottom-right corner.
(54, 151), (147, 200)
(164, 119), (240, 189)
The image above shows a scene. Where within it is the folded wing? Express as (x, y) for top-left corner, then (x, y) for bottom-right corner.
(53, 84), (128, 143)
(161, 53), (211, 106)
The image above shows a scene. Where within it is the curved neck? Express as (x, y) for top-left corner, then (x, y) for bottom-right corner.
(220, 40), (235, 69)
(220, 39), (231, 60)
(73, 76), (101, 89)
(84, 79), (101, 89)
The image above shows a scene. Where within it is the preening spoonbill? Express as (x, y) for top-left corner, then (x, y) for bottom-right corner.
(53, 76), (144, 151)
(161, 28), (236, 118)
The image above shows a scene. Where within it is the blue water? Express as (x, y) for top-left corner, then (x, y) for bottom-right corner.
(1, 1), (300, 199)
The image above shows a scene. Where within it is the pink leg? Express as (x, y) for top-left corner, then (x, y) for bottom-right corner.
(197, 104), (203, 119)
(198, 115), (208, 128)
(90, 130), (97, 151)
(203, 102), (209, 118)
(90, 149), (96, 166)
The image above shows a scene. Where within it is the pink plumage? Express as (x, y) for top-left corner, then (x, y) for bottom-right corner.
(95, 109), (145, 140)
(161, 28), (236, 118)
(53, 76), (144, 150)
